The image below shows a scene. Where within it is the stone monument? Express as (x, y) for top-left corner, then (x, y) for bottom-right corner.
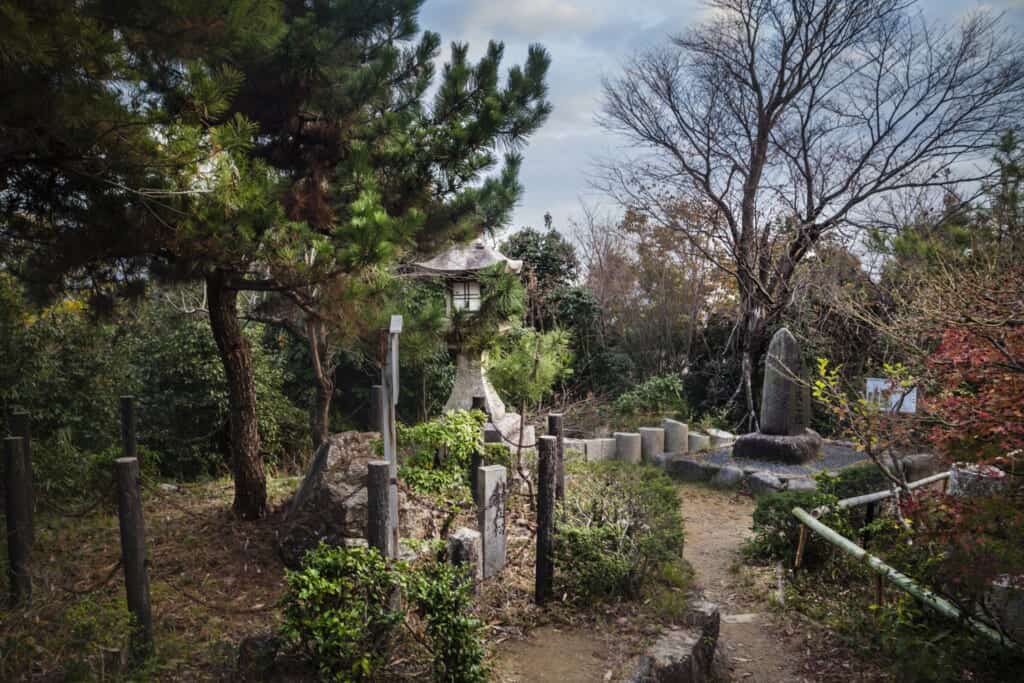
(732, 327), (822, 463)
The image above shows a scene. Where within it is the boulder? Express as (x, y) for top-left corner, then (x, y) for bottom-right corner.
(667, 457), (719, 482)
(746, 471), (784, 496)
(731, 430), (822, 464)
(786, 477), (817, 493)
(898, 452), (946, 482)
(628, 595), (720, 683)
(710, 466), (744, 489)
(278, 431), (432, 568)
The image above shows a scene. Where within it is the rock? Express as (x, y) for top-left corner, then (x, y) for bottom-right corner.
(786, 477), (817, 492)
(446, 527), (482, 582)
(628, 596), (720, 683)
(615, 432), (642, 465)
(687, 433), (711, 452)
(278, 432), (378, 568)
(746, 471), (784, 496)
(706, 428), (735, 448)
(898, 452), (946, 482)
(731, 430), (822, 464)
(236, 634), (280, 682)
(639, 427), (666, 462)
(662, 419), (689, 454)
(760, 327), (811, 436)
(984, 575), (1024, 644)
(710, 466), (744, 489)
(666, 457), (719, 482)
(949, 464), (1008, 497)
(158, 483), (180, 493)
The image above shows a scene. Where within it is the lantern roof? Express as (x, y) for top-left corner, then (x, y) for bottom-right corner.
(411, 240), (522, 277)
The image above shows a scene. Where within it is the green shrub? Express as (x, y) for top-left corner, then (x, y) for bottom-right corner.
(281, 544), (404, 682)
(816, 463), (889, 501)
(614, 374), (686, 418)
(282, 544), (490, 683)
(744, 489), (850, 567)
(408, 562), (489, 683)
(397, 410), (486, 508)
(556, 461), (684, 600)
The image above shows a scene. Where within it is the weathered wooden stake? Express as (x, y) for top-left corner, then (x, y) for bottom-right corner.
(8, 411), (34, 544)
(369, 385), (383, 433)
(794, 524), (808, 570)
(535, 435), (557, 604)
(4, 437), (32, 606)
(860, 500), (878, 548)
(115, 457), (153, 659)
(366, 460), (391, 557)
(120, 396), (138, 467)
(547, 413), (565, 501)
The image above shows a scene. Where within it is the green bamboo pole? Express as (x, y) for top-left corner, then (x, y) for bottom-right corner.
(791, 506), (1017, 651)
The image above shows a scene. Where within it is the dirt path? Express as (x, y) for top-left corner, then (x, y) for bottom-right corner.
(678, 483), (806, 682)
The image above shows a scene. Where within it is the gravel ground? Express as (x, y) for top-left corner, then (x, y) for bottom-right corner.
(703, 440), (868, 476)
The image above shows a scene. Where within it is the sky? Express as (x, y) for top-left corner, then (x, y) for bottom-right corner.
(419, 0), (1024, 236)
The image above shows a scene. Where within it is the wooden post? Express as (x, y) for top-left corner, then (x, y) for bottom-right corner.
(470, 396), (487, 505)
(115, 457), (153, 659)
(794, 523), (808, 571)
(8, 411), (34, 544)
(874, 573), (885, 606)
(4, 437), (32, 606)
(477, 426), (502, 507)
(547, 413), (565, 501)
(860, 501), (877, 549)
(366, 460), (391, 557)
(120, 396), (138, 464)
(535, 435), (557, 604)
(369, 385), (383, 433)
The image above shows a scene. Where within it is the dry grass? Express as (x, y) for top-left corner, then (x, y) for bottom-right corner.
(0, 475), (300, 682)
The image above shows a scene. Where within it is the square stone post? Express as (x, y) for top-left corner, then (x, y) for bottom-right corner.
(477, 465), (507, 577)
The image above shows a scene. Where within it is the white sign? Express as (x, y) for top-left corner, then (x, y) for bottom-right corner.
(865, 378), (917, 413)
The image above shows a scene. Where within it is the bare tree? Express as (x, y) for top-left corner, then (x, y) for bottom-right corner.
(598, 0), (1024, 429)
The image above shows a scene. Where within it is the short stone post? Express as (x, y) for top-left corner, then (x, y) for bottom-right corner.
(8, 411), (34, 544)
(477, 465), (507, 578)
(547, 413), (565, 500)
(366, 460), (392, 558)
(446, 527), (483, 584)
(535, 436), (557, 604)
(688, 432), (711, 452)
(120, 396), (138, 465)
(114, 457), (153, 659)
(662, 418), (688, 454)
(614, 432), (642, 465)
(4, 437), (32, 606)
(639, 427), (665, 463)
(476, 426), (502, 507)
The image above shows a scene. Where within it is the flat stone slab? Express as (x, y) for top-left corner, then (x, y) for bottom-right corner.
(666, 456), (720, 482)
(703, 439), (869, 477)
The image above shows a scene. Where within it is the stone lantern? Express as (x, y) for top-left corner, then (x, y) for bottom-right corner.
(411, 240), (530, 443)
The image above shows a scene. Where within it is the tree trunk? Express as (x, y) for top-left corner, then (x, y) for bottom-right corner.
(206, 270), (267, 520)
(306, 318), (333, 450)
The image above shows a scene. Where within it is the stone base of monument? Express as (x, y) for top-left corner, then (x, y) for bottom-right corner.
(490, 413), (535, 453)
(731, 429), (823, 465)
